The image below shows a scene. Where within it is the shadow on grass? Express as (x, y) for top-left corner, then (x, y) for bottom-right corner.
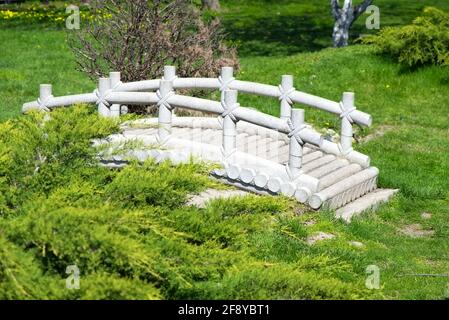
(223, 14), (376, 57)
(223, 14), (331, 56)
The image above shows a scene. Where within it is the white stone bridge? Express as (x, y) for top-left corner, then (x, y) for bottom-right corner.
(23, 66), (397, 220)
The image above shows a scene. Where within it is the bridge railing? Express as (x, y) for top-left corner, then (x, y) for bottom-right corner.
(23, 65), (373, 178)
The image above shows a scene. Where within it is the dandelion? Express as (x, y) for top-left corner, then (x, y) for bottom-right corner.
(0, 6), (96, 25)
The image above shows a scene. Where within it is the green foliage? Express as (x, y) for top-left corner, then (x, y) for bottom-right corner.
(1, 107), (367, 300)
(362, 7), (449, 67)
(64, 273), (161, 300)
(0, 233), (54, 299)
(106, 161), (211, 209)
(1, 1), (449, 299)
(4, 205), (165, 281)
(186, 263), (373, 300)
(0, 230), (161, 300)
(0, 105), (119, 216)
(0, 104), (374, 299)
(207, 194), (289, 217)
(164, 195), (287, 249)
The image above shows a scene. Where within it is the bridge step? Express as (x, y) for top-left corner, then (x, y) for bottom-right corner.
(335, 189), (399, 222)
(309, 167), (379, 210)
(98, 117), (383, 215)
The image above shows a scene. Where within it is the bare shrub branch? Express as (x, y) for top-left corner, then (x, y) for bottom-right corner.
(68, 0), (239, 83)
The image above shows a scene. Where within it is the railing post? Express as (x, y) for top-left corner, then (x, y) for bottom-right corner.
(288, 108), (305, 179)
(222, 90), (238, 162)
(219, 67), (234, 111)
(163, 65), (177, 82)
(340, 92), (354, 154)
(280, 75), (294, 120)
(39, 84), (52, 111)
(97, 77), (111, 117)
(220, 67), (234, 91)
(109, 71), (121, 118)
(157, 66), (176, 143)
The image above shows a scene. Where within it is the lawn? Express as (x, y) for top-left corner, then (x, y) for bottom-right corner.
(221, 0), (449, 56)
(0, 1), (448, 300)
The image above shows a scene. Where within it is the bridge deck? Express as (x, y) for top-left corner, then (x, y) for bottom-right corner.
(99, 117), (380, 211)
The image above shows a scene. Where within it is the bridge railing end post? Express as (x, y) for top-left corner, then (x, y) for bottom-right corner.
(39, 84), (52, 100)
(157, 75), (175, 143)
(340, 92), (355, 154)
(222, 89), (238, 162)
(109, 71), (121, 118)
(98, 77), (111, 117)
(288, 108), (305, 179)
(221, 66), (234, 81)
(164, 66), (176, 81)
(280, 75), (294, 120)
(38, 84), (53, 112)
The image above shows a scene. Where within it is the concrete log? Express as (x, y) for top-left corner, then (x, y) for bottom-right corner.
(319, 163), (362, 191)
(340, 92), (355, 154)
(280, 75), (294, 120)
(158, 68), (175, 143)
(97, 77), (111, 117)
(109, 72), (122, 117)
(222, 90), (238, 161)
(309, 167), (379, 210)
(288, 108), (305, 179)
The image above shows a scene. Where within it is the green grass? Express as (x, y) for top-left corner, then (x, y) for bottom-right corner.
(0, 28), (92, 121)
(1, 1), (449, 300)
(219, 0), (449, 56)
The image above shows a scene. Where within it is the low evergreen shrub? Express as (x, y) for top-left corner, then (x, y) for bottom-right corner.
(0, 105), (119, 216)
(0, 105), (379, 299)
(105, 161), (211, 209)
(178, 263), (373, 300)
(362, 7), (449, 67)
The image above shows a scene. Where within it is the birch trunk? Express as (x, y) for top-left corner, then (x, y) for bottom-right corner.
(331, 0), (374, 48)
(332, 3), (354, 47)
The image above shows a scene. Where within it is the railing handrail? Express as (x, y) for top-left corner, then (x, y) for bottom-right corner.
(23, 71), (372, 127)
(23, 91), (314, 142)
(109, 77), (372, 127)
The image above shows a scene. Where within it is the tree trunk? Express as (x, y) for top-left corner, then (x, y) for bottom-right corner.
(332, 14), (353, 47)
(330, 0), (374, 48)
(202, 0), (220, 11)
